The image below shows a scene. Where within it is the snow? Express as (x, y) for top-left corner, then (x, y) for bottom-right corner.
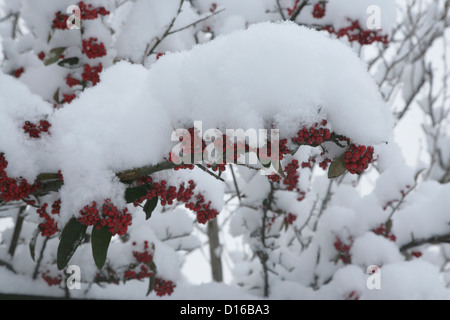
(362, 260), (450, 300)
(1, 0), (449, 301)
(350, 232), (403, 267)
(323, 0), (397, 33)
(0, 73), (53, 179)
(148, 22), (393, 144)
(393, 182), (450, 246)
(0, 21), (393, 225)
(114, 0), (198, 63)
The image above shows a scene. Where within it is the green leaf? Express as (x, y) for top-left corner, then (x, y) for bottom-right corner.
(290, 145), (300, 156)
(53, 88), (61, 104)
(143, 197), (158, 220)
(44, 47), (66, 66)
(91, 226), (112, 269)
(57, 218), (87, 270)
(147, 272), (156, 296)
(276, 160), (286, 178)
(57, 57), (80, 68)
(279, 220), (288, 232)
(29, 228), (40, 262)
(146, 260), (158, 296)
(328, 153), (347, 179)
(125, 185), (149, 203)
(258, 156), (272, 169)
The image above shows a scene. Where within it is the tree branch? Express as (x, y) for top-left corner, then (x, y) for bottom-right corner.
(8, 206), (26, 257)
(400, 234), (450, 253)
(290, 0), (309, 22)
(207, 218), (223, 282)
(143, 0), (185, 62)
(276, 0), (286, 20)
(167, 8), (225, 35)
(229, 164), (241, 202)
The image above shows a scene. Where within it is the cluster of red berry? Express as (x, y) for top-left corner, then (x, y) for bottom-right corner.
(267, 174), (282, 183)
(334, 236), (352, 264)
(49, 3), (109, 107)
(124, 241), (154, 281)
(52, 1), (109, 30)
(81, 63), (103, 86)
(318, 156), (332, 170)
(278, 139), (291, 160)
(13, 67), (25, 78)
(123, 241), (176, 296)
(301, 158), (314, 169)
(66, 75), (81, 88)
(312, 2), (326, 19)
(135, 177), (219, 224)
(292, 120), (331, 146)
(37, 200), (61, 237)
(52, 12), (69, 30)
(344, 144), (374, 175)
(154, 278), (176, 297)
(372, 223), (396, 242)
(42, 270), (62, 286)
(323, 19), (389, 45)
(283, 159), (300, 191)
(82, 38), (107, 59)
(62, 93), (76, 104)
(77, 199), (132, 236)
(258, 137), (291, 165)
(268, 159), (306, 201)
(170, 127), (292, 175)
(124, 265), (153, 281)
(301, 153), (331, 171)
(133, 252), (152, 266)
(284, 213), (297, 225)
(23, 120), (51, 139)
(78, 1), (110, 20)
(0, 154), (40, 203)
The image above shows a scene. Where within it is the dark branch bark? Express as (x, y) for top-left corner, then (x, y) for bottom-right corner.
(400, 234), (450, 253)
(289, 0), (309, 22)
(34, 160), (178, 197)
(207, 218), (223, 282)
(32, 236), (49, 280)
(8, 206), (26, 257)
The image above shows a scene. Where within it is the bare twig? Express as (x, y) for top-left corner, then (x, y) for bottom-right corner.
(290, 0), (309, 22)
(312, 179), (333, 232)
(8, 206), (26, 257)
(32, 236), (50, 280)
(276, 0), (286, 20)
(167, 8), (226, 35)
(400, 234), (450, 253)
(143, 0), (185, 62)
(0, 12), (15, 23)
(229, 164), (242, 202)
(196, 164), (225, 182)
